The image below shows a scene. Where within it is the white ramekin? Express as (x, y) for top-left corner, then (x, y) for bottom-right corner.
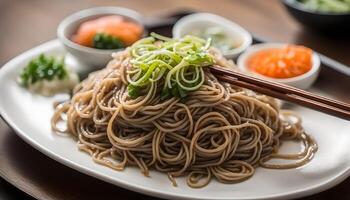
(237, 43), (321, 90)
(172, 13), (252, 59)
(57, 7), (145, 71)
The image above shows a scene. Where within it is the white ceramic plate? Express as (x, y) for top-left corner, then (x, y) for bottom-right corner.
(1, 40), (350, 200)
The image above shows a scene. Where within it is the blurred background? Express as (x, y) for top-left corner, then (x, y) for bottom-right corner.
(0, 0), (349, 199)
(1, 0), (349, 66)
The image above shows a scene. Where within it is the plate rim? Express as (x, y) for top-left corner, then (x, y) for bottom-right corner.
(1, 39), (350, 200)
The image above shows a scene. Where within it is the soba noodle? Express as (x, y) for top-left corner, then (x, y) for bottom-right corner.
(51, 35), (317, 188)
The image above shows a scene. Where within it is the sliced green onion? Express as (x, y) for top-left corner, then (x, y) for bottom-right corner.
(19, 54), (68, 87)
(93, 33), (124, 49)
(127, 33), (214, 99)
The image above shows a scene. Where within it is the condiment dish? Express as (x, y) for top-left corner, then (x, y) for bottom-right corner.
(57, 7), (145, 71)
(237, 43), (321, 90)
(172, 13), (252, 59)
(282, 0), (350, 32)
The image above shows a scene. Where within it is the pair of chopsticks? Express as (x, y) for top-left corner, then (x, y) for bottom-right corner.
(210, 66), (350, 121)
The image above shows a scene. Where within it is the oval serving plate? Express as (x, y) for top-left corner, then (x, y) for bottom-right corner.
(1, 40), (350, 200)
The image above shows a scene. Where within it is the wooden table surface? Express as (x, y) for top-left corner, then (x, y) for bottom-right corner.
(0, 0), (349, 200)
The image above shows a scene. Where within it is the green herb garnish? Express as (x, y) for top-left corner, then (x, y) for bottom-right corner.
(93, 33), (125, 49)
(127, 84), (141, 99)
(19, 54), (67, 87)
(127, 33), (214, 99)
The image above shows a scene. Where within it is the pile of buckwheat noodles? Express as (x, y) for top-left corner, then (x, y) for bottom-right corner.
(51, 34), (317, 188)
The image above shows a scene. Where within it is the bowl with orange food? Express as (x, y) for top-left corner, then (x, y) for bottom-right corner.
(237, 43), (321, 90)
(57, 7), (145, 70)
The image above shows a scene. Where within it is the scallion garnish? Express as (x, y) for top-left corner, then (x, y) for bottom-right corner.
(93, 33), (125, 49)
(19, 54), (67, 87)
(127, 33), (214, 99)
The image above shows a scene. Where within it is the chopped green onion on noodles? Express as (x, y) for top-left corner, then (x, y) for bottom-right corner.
(127, 33), (214, 99)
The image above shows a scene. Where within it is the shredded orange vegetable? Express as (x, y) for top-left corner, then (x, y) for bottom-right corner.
(247, 45), (313, 79)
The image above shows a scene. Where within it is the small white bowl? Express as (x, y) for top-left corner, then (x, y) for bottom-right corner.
(57, 7), (145, 71)
(172, 13), (252, 59)
(237, 43), (321, 90)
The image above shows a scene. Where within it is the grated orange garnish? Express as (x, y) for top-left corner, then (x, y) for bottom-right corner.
(247, 45), (313, 79)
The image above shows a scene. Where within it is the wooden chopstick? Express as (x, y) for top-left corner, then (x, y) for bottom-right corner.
(210, 66), (350, 121)
(210, 66), (350, 111)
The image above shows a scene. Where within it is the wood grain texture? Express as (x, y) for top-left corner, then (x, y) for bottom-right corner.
(0, 0), (349, 199)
